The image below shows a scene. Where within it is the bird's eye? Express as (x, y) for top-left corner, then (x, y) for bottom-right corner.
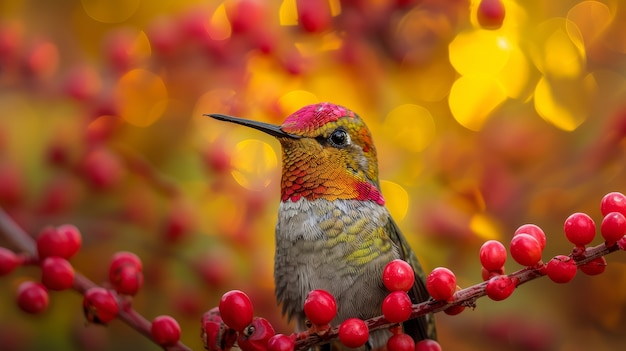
(328, 128), (350, 147)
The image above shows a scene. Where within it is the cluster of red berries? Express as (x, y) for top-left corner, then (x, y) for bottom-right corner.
(0, 224), (182, 347)
(204, 259), (441, 351)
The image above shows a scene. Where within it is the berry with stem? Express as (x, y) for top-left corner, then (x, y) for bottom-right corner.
(601, 192), (626, 216)
(382, 291), (412, 323)
(485, 275), (517, 301)
(151, 315), (181, 347)
(338, 318), (369, 348)
(386, 333), (415, 351)
(16, 281), (49, 314)
(509, 234), (543, 266)
(83, 287), (119, 324)
(0, 247), (21, 275)
(41, 256), (75, 291)
(479, 240), (507, 271)
(600, 212), (626, 245)
(219, 290), (254, 331)
(564, 212), (596, 247)
(546, 255), (577, 283)
(382, 259), (415, 292)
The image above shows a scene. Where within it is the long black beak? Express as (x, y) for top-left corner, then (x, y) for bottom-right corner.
(204, 114), (300, 139)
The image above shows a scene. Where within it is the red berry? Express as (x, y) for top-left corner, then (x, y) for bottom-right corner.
(601, 192), (626, 216)
(81, 147), (125, 189)
(224, 0), (266, 34)
(109, 264), (143, 295)
(16, 281), (49, 314)
(386, 333), (415, 351)
(219, 290), (254, 331)
(546, 255), (577, 284)
(267, 334), (295, 351)
(485, 275), (517, 301)
(338, 318), (369, 348)
(382, 291), (412, 323)
(238, 317), (276, 351)
(415, 339), (442, 351)
(444, 304), (466, 316)
(83, 287), (119, 324)
(303, 289), (337, 326)
(109, 251), (143, 277)
(509, 234), (543, 266)
(564, 212), (596, 246)
(514, 224), (546, 250)
(426, 267), (457, 301)
(151, 315), (181, 346)
(296, 0), (332, 33)
(382, 259), (415, 292)
(36, 224), (82, 259)
(477, 0), (506, 29)
(41, 257), (75, 290)
(0, 247), (21, 275)
(579, 256), (607, 276)
(600, 212), (626, 244)
(479, 240), (507, 271)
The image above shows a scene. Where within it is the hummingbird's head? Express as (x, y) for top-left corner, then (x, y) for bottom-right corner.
(206, 102), (384, 205)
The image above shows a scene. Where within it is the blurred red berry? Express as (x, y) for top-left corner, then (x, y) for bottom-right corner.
(485, 275), (517, 301)
(509, 234), (542, 267)
(16, 281), (49, 314)
(110, 264), (143, 295)
(382, 291), (412, 323)
(296, 0), (332, 33)
(600, 212), (626, 244)
(225, 0), (266, 34)
(546, 255), (577, 284)
(579, 256), (607, 276)
(0, 161), (24, 206)
(83, 287), (119, 324)
(415, 339), (442, 351)
(267, 334), (295, 351)
(81, 147), (125, 189)
(109, 251), (143, 273)
(146, 17), (181, 57)
(151, 315), (181, 346)
(238, 317), (276, 351)
(219, 290), (254, 331)
(338, 318), (369, 348)
(36, 224), (82, 259)
(164, 203), (195, 243)
(63, 65), (102, 101)
(204, 145), (232, 174)
(426, 267), (457, 301)
(386, 333), (415, 351)
(514, 224), (546, 250)
(41, 257), (75, 291)
(477, 0), (505, 29)
(303, 289), (337, 326)
(479, 240), (507, 271)
(382, 259), (415, 292)
(564, 212), (596, 247)
(601, 192), (626, 217)
(0, 247), (21, 276)
(22, 39), (59, 80)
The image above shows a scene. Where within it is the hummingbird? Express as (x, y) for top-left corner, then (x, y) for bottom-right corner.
(206, 103), (436, 349)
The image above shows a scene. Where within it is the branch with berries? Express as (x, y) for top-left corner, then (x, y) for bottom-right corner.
(2, 192), (626, 351)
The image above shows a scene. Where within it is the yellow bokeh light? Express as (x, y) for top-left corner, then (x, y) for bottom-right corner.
(529, 18), (586, 79)
(380, 180), (409, 222)
(534, 74), (597, 131)
(382, 104), (436, 153)
(81, 0), (140, 24)
(115, 69), (168, 127)
(449, 29), (512, 76)
(567, 1), (612, 46)
(448, 75), (507, 131)
(210, 3), (232, 40)
(469, 213), (501, 241)
(279, 0), (341, 27)
(278, 90), (319, 116)
(495, 46), (530, 99)
(231, 139), (278, 191)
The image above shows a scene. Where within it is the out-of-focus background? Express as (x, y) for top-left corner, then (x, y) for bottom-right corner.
(1, 0), (626, 350)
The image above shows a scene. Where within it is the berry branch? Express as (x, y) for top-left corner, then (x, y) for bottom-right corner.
(293, 241), (620, 351)
(0, 207), (193, 351)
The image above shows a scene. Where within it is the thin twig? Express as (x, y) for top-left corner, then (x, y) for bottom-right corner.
(0, 207), (194, 351)
(294, 241), (621, 350)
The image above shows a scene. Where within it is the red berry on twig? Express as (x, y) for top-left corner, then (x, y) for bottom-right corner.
(546, 255), (577, 283)
(600, 212), (626, 245)
(601, 192), (626, 217)
(386, 333), (415, 351)
(415, 339), (442, 351)
(382, 291), (412, 323)
(219, 290), (254, 331)
(509, 234), (543, 267)
(41, 257), (75, 291)
(0, 247), (21, 275)
(16, 281), (49, 314)
(579, 256), (607, 276)
(485, 275), (517, 301)
(383, 259), (415, 292)
(303, 289), (337, 326)
(151, 315), (181, 346)
(338, 318), (369, 348)
(426, 267), (457, 301)
(564, 212), (596, 247)
(83, 287), (119, 324)
(514, 224), (546, 250)
(479, 240), (507, 271)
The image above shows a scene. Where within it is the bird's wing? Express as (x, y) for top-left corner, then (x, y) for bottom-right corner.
(385, 216), (437, 341)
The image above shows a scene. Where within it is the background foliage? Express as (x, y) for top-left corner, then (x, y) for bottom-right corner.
(1, 0), (626, 350)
